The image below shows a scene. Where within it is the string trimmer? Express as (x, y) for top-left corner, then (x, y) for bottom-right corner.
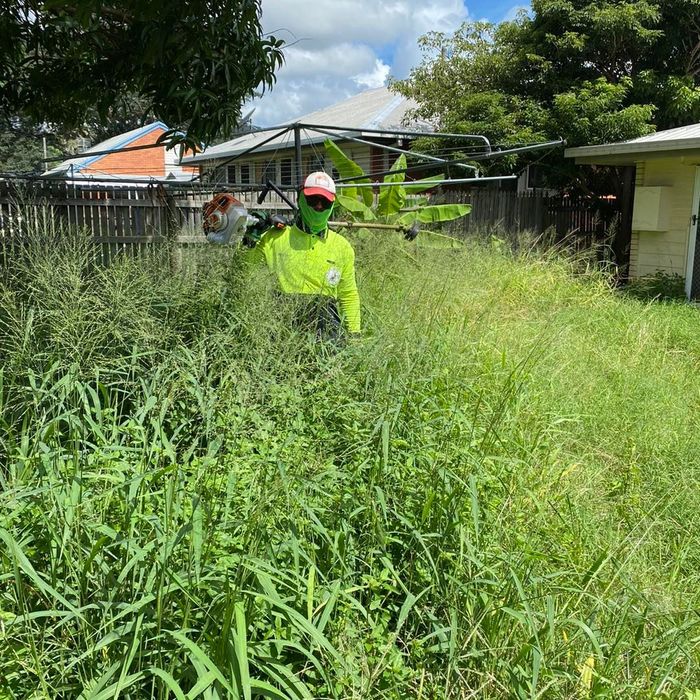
(203, 180), (427, 245)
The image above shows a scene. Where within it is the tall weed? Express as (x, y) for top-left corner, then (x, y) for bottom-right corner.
(1, 226), (699, 698)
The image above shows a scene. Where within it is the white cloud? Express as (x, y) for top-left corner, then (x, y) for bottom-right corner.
(501, 4), (530, 21)
(353, 60), (391, 90)
(246, 0), (474, 126)
(281, 44), (383, 80)
(262, 0), (409, 47)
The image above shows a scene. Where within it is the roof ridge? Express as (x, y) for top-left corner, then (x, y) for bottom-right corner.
(295, 86), (390, 122)
(363, 93), (405, 130)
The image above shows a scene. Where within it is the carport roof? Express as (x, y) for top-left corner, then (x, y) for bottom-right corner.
(565, 123), (700, 164)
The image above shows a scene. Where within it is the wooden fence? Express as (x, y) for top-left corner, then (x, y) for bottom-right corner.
(441, 188), (621, 248)
(0, 180), (621, 264)
(0, 179), (294, 264)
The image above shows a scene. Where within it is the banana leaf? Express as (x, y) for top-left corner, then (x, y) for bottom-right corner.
(403, 174), (444, 194)
(397, 203), (471, 225)
(335, 194), (376, 221)
(324, 139), (374, 207)
(376, 155), (407, 217)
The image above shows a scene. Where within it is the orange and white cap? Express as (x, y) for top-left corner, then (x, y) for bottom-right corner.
(302, 171), (336, 201)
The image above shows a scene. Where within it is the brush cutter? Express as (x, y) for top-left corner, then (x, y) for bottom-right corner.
(202, 193), (284, 245)
(202, 180), (423, 245)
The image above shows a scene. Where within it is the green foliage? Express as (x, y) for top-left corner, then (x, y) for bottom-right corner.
(623, 270), (687, 302)
(393, 22), (550, 152)
(396, 204), (472, 226)
(324, 140), (374, 207)
(324, 141), (471, 238)
(403, 174), (443, 194)
(393, 0), (700, 188)
(376, 155), (408, 217)
(335, 193), (376, 220)
(0, 118), (62, 174)
(2, 218), (700, 696)
(552, 78), (656, 146)
(0, 1), (284, 150)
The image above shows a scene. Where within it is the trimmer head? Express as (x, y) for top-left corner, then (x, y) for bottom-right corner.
(202, 193), (253, 245)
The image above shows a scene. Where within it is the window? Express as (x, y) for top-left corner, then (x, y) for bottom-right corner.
(526, 164), (546, 190)
(280, 158), (293, 186)
(225, 164), (254, 185)
(308, 156), (324, 173)
(211, 166), (227, 184)
(260, 160), (276, 184)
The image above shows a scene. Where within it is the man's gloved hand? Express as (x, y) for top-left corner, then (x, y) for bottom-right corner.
(242, 210), (271, 248)
(243, 211), (290, 247)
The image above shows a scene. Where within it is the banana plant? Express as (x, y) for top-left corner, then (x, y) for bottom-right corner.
(324, 139), (471, 241)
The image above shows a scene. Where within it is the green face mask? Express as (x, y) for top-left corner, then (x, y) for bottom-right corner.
(298, 193), (334, 235)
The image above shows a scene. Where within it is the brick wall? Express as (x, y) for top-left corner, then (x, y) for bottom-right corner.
(82, 128), (168, 177)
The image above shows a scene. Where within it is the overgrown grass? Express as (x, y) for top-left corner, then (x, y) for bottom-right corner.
(1, 228), (699, 699)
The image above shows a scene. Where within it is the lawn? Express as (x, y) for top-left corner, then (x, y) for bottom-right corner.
(1, 230), (699, 699)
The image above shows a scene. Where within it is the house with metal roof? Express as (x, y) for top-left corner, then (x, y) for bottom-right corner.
(180, 87), (430, 188)
(43, 121), (197, 185)
(566, 124), (700, 298)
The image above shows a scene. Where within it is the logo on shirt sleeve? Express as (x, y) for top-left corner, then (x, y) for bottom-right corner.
(325, 267), (341, 286)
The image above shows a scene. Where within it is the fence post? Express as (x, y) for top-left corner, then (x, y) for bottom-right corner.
(611, 166), (635, 277)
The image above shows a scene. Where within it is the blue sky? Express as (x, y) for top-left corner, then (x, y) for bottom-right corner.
(246, 0), (530, 127)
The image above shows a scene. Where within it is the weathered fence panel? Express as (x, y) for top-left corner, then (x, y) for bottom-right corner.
(441, 187), (620, 248)
(0, 179), (620, 265)
(0, 179), (297, 265)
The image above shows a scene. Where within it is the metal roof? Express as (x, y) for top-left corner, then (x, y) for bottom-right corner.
(181, 87), (428, 165)
(565, 123), (700, 161)
(44, 122), (169, 177)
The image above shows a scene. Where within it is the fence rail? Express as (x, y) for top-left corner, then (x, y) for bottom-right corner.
(442, 188), (620, 247)
(0, 180), (621, 264)
(0, 180), (297, 264)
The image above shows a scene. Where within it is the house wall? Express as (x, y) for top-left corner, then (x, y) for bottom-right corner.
(629, 158), (696, 279)
(202, 142), (377, 188)
(165, 146), (199, 179)
(80, 128), (196, 179)
(81, 129), (167, 177)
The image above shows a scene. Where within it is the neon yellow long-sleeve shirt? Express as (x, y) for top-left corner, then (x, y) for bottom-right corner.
(247, 224), (361, 333)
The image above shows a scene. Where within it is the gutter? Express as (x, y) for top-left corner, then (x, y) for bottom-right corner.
(565, 137), (700, 159)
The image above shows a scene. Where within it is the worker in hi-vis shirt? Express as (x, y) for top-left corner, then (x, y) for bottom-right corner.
(246, 171), (361, 336)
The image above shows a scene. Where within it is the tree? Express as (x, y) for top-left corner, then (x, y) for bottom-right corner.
(393, 0), (700, 189)
(0, 118), (62, 174)
(0, 95), (162, 175)
(0, 1), (284, 151)
(79, 94), (159, 146)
